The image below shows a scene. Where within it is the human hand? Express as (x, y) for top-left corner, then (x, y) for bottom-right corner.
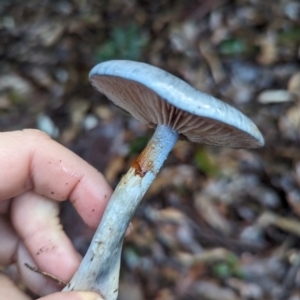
(0, 129), (112, 300)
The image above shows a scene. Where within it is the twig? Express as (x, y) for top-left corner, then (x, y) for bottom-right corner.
(24, 263), (67, 286)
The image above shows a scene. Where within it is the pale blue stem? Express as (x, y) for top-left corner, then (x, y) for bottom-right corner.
(64, 125), (179, 299)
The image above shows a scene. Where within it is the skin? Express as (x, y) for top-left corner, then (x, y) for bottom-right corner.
(0, 129), (113, 300)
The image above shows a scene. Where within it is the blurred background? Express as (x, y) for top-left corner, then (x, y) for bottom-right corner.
(1, 0), (300, 299)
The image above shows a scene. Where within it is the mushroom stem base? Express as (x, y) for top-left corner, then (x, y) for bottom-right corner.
(63, 125), (179, 299)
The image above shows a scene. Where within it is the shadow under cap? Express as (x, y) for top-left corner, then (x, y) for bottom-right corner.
(89, 60), (264, 149)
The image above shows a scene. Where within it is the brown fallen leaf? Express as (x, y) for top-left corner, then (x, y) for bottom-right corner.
(147, 165), (198, 196)
(287, 189), (300, 218)
(155, 288), (175, 300)
(258, 90), (293, 104)
(193, 280), (241, 300)
(227, 278), (263, 299)
(199, 41), (226, 85)
(176, 248), (232, 267)
(279, 104), (300, 141)
(146, 207), (202, 253)
(256, 32), (278, 65)
(257, 212), (300, 237)
(288, 71), (300, 101)
(194, 192), (232, 235)
(104, 155), (125, 184)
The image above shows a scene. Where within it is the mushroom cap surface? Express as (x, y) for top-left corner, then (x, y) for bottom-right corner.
(89, 60), (264, 148)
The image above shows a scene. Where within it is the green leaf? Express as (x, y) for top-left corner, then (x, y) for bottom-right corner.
(278, 27), (300, 44)
(219, 39), (246, 55)
(129, 135), (150, 155)
(212, 263), (231, 279)
(95, 23), (149, 62)
(194, 147), (219, 177)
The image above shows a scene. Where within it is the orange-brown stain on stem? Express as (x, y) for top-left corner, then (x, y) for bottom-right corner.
(131, 141), (156, 177)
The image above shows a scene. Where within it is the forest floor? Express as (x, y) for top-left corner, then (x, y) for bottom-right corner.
(1, 0), (300, 299)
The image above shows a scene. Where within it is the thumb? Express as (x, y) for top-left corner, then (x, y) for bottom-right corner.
(38, 291), (104, 300)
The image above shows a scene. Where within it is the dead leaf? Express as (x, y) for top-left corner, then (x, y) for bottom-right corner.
(257, 212), (300, 237)
(288, 71), (300, 99)
(258, 90), (293, 104)
(194, 192), (232, 235)
(279, 104), (300, 140)
(177, 248), (232, 267)
(147, 165), (197, 196)
(104, 155), (125, 184)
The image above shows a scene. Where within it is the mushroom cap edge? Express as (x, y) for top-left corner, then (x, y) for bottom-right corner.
(89, 60), (264, 148)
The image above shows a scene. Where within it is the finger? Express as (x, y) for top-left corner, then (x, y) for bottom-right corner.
(16, 244), (103, 299)
(39, 291), (103, 300)
(0, 199), (11, 214)
(0, 273), (31, 300)
(12, 191), (81, 289)
(17, 241), (61, 296)
(0, 215), (19, 265)
(0, 129), (112, 229)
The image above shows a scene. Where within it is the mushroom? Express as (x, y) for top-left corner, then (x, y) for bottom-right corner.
(64, 60), (264, 299)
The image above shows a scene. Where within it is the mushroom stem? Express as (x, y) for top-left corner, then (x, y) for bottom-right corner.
(64, 124), (179, 299)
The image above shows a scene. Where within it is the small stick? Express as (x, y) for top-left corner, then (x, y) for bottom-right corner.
(24, 263), (67, 286)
